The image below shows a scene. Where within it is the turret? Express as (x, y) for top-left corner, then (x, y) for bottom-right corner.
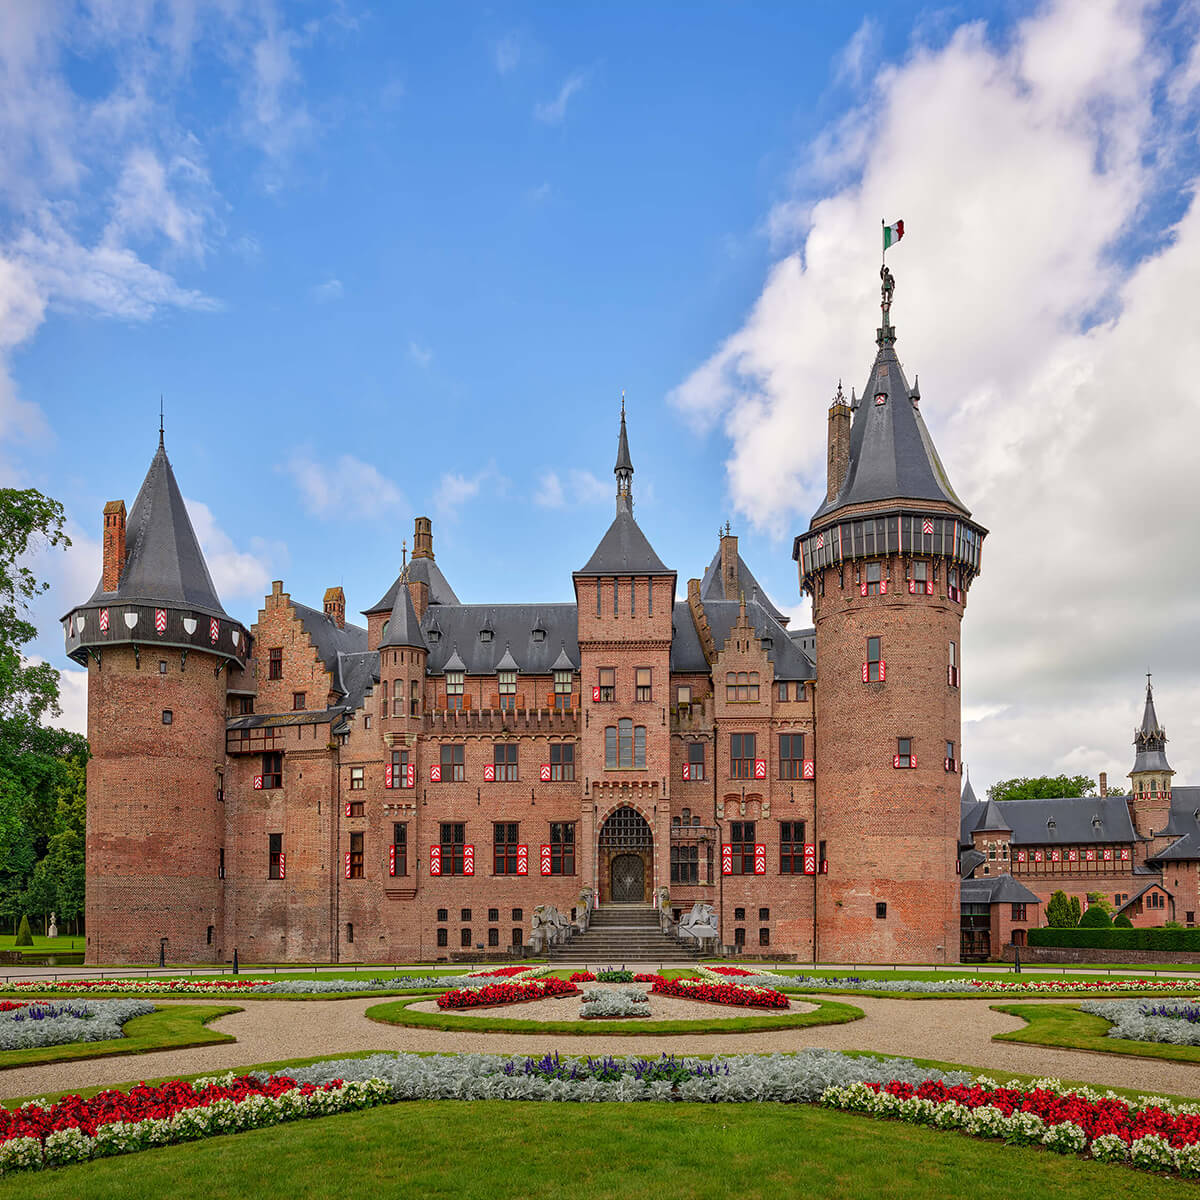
(63, 431), (249, 964)
(792, 263), (988, 963)
(1128, 674), (1173, 835)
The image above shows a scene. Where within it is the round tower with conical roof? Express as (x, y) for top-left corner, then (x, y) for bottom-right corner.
(792, 267), (987, 963)
(1128, 674), (1174, 837)
(64, 432), (250, 964)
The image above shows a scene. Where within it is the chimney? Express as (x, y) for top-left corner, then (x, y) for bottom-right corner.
(409, 579), (430, 622)
(719, 525), (739, 599)
(826, 386), (852, 504)
(323, 586), (345, 630)
(102, 500), (127, 593)
(412, 516), (434, 560)
(1099, 771), (1108, 797)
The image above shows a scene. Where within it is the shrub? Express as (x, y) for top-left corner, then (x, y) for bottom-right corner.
(1028, 926), (1200, 951)
(1078, 905), (1113, 929)
(14, 917), (32, 948)
(1113, 913), (1133, 928)
(1045, 890), (1079, 928)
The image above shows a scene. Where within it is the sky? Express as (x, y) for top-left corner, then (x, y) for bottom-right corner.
(4, 0), (1200, 797)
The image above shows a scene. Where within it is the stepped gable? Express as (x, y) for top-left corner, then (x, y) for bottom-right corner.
(379, 574), (427, 651)
(290, 600), (368, 669)
(703, 599), (815, 680)
(421, 604), (579, 675)
(86, 435), (229, 618)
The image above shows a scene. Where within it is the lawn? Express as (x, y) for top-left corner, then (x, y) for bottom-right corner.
(993, 1002), (1200, 1065)
(0, 1099), (1187, 1199)
(0, 1004), (239, 1071)
(0, 935), (85, 953)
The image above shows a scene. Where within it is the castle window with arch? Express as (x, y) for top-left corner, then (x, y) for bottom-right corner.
(605, 719), (646, 768)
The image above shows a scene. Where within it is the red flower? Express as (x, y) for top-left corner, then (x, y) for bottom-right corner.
(436, 978), (580, 1009)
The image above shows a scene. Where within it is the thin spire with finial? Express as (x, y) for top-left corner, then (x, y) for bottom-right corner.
(158, 396), (164, 447)
(614, 393), (634, 512)
(401, 538), (408, 568)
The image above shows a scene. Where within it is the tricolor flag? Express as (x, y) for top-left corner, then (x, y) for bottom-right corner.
(883, 219), (904, 250)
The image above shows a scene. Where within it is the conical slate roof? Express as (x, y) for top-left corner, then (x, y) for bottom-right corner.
(577, 509), (671, 576)
(615, 406), (633, 475)
(87, 437), (229, 619)
(1132, 676), (1173, 775)
(976, 797), (1012, 833)
(364, 555), (459, 615)
(379, 577), (426, 650)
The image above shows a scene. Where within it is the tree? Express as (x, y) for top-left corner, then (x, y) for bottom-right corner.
(1114, 913), (1133, 928)
(1068, 896), (1082, 927)
(988, 775), (1095, 802)
(1086, 891), (1114, 916)
(1080, 902), (1113, 928)
(1045, 890), (1080, 928)
(14, 914), (32, 947)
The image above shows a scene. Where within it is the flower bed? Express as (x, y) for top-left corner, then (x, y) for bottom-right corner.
(650, 977), (788, 1009)
(579, 990), (650, 1019)
(436, 978), (580, 1010)
(0, 1072), (389, 1175)
(0, 1000), (155, 1052)
(569, 971), (596, 983)
(469, 966), (536, 979)
(821, 1076), (1200, 1177)
(698, 965), (795, 989)
(703, 970), (1200, 996)
(1079, 998), (1200, 1046)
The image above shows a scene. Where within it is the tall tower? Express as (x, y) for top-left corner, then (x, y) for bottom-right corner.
(1128, 674), (1173, 836)
(792, 266), (987, 962)
(64, 432), (249, 964)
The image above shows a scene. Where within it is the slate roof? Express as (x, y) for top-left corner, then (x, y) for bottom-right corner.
(332, 650), (379, 710)
(379, 579), (426, 651)
(1145, 785), (1200, 862)
(958, 848), (986, 879)
(975, 798), (1012, 833)
(961, 775), (979, 806)
(705, 600), (815, 680)
(364, 556), (459, 615)
(1116, 880), (1171, 913)
(576, 509), (672, 577)
(1131, 678), (1173, 775)
(422, 605), (580, 675)
(961, 875), (1041, 906)
(227, 708), (346, 730)
(811, 337), (970, 523)
(961, 795), (1136, 847)
(86, 438), (229, 619)
(291, 601), (368, 673)
(788, 627), (816, 659)
(615, 407), (633, 474)
(698, 548), (787, 623)
(670, 602), (708, 672)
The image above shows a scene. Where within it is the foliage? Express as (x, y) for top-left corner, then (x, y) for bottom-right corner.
(988, 775), (1094, 802)
(579, 989), (650, 1018)
(1080, 1000), (1200, 1046)
(1086, 892), (1114, 916)
(1044, 891), (1080, 928)
(1078, 905), (1113, 929)
(1113, 914), (1133, 928)
(1028, 926), (1200, 951)
(0, 1000), (154, 1051)
(13, 917), (31, 948)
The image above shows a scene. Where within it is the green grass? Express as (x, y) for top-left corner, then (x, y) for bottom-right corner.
(0, 1099), (1187, 1199)
(364, 995), (863, 1036)
(0, 1005), (239, 1071)
(0, 934), (85, 953)
(993, 1002), (1200, 1065)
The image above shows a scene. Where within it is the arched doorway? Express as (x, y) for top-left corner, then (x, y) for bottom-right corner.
(599, 806), (653, 903)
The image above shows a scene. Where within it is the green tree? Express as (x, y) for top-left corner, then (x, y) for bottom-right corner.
(1114, 913), (1133, 928)
(1068, 895), (1082, 927)
(1079, 903), (1113, 928)
(14, 914), (32, 947)
(987, 775), (1095, 802)
(1044, 890), (1079, 927)
(1086, 891), (1114, 916)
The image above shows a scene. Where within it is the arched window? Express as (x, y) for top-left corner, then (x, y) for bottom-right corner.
(393, 679), (403, 702)
(605, 720), (647, 768)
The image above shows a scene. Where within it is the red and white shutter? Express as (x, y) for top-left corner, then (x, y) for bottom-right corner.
(344, 801), (351, 818)
(209, 617), (219, 643)
(1103, 848), (1113, 861)
(429, 846), (442, 876)
(344, 852), (351, 878)
(908, 579), (916, 595)
(862, 662), (869, 682)
(592, 686), (601, 702)
(893, 754), (901, 769)
(1050, 849), (1060, 862)
(483, 763), (495, 782)
(922, 518), (934, 535)
(540, 763), (551, 782)
(99, 608), (109, 633)
(278, 852), (285, 879)
(1085, 848), (1096, 862)
(1033, 850), (1043, 863)
(753, 843), (767, 874)
(155, 608), (167, 634)
(879, 579), (888, 594)
(430, 763), (441, 783)
(406, 762), (415, 788)
(385, 763), (394, 789)
(540, 845), (552, 875)
(1016, 850), (1027, 863)
(820, 858), (828, 874)
(681, 762), (691, 781)
(1119, 847), (1131, 861)
(910, 753), (917, 768)
(859, 582), (867, 597)
(1067, 849), (1078, 862)
(463, 845), (475, 875)
(926, 580), (934, 595)
(802, 759), (815, 779)
(721, 844), (733, 875)
(389, 845), (396, 877)
(803, 843), (816, 874)
(754, 759), (767, 780)
(879, 659), (886, 682)
(254, 775), (264, 789)
(517, 845), (528, 875)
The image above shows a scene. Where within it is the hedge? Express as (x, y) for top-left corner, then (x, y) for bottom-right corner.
(1028, 926), (1200, 951)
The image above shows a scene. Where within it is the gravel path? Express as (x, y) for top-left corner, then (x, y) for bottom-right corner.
(3, 995), (1198, 1102)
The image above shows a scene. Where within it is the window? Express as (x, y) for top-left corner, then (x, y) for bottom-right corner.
(779, 733), (805, 779)
(293, 691), (306, 711)
(554, 670), (573, 709)
(730, 821), (756, 874)
(909, 560), (930, 594)
(393, 678), (403, 708)
(726, 671), (759, 701)
(1188, 912), (1195, 925)
(1011, 903), (1027, 921)
(597, 667), (615, 702)
(410, 684), (420, 717)
(437, 928), (448, 947)
(512, 927), (523, 947)
(445, 670), (464, 710)
(671, 843), (699, 884)
(512, 908), (523, 921)
(730, 733), (756, 779)
(440, 744), (465, 782)
(865, 636), (884, 682)
(363, 714), (371, 730)
(391, 749), (409, 787)
(946, 741), (956, 772)
(864, 561), (883, 596)
(492, 742), (518, 782)
(392, 823), (407, 876)
(437, 908), (448, 922)
(677, 685), (692, 711)
(159, 660), (167, 675)
(948, 641), (959, 687)
(636, 667), (652, 702)
(349, 832), (364, 879)
(488, 927), (499, 947)
(734, 927), (746, 947)
(759, 928), (770, 947)
(162, 709), (173, 725)
(778, 681), (789, 702)
(350, 766), (365, 790)
(759, 907), (769, 921)
(876, 902), (887, 919)
(550, 822), (575, 875)
(348, 799), (364, 818)
(439, 823), (466, 874)
(605, 720), (646, 768)
(895, 738), (914, 768)
(218, 848), (225, 879)
(346, 922), (354, 944)
(268, 833), (283, 879)
(948, 567), (961, 603)
(207, 924), (213, 944)
(461, 908), (472, 922)
(488, 907), (499, 922)
(268, 647), (282, 680)
(550, 743), (575, 781)
(494, 822), (520, 874)
(498, 670), (516, 710)
(734, 907), (745, 921)
(461, 928), (472, 948)
(687, 742), (706, 781)
(780, 821), (806, 874)
(261, 751), (282, 789)
(238, 696), (254, 715)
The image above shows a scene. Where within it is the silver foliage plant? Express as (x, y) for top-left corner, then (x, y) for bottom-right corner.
(281, 1049), (972, 1103)
(579, 990), (650, 1018)
(1080, 998), (1200, 1045)
(0, 1000), (155, 1051)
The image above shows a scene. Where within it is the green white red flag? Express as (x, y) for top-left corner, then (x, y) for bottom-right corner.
(883, 219), (904, 250)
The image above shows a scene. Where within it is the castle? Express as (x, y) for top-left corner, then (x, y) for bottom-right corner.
(65, 270), (994, 965)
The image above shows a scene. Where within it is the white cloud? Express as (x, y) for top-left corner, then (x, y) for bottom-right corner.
(434, 465), (507, 519)
(494, 35), (521, 76)
(534, 472), (564, 508)
(534, 469), (609, 509)
(534, 71), (586, 124)
(310, 278), (343, 303)
(834, 17), (881, 87)
(669, 0), (1200, 791)
(408, 340), (432, 367)
(184, 497), (274, 601)
(283, 450), (406, 519)
(106, 145), (215, 259)
(526, 181), (552, 204)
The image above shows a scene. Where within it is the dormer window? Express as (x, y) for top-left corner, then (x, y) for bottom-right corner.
(1046, 818), (1055, 831)
(497, 670), (516, 710)
(532, 628), (546, 643)
(761, 637), (773, 651)
(428, 628), (441, 644)
(445, 671), (464, 710)
(480, 629), (493, 644)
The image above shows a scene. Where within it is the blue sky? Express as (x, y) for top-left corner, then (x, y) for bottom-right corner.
(6, 1), (1200, 793)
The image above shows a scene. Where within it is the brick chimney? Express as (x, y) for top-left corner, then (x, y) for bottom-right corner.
(719, 526), (739, 599)
(1099, 771), (1108, 797)
(323, 586), (345, 630)
(412, 516), (434, 560)
(826, 385), (852, 504)
(102, 500), (126, 593)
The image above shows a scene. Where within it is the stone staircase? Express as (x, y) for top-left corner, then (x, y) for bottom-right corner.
(549, 903), (697, 964)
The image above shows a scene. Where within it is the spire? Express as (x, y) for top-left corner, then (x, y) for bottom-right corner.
(877, 263), (896, 349)
(158, 396), (164, 448)
(1140, 673), (1162, 737)
(1131, 673), (1173, 777)
(379, 572), (426, 651)
(614, 393), (633, 513)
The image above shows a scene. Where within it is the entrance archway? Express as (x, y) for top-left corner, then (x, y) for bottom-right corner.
(598, 806), (653, 904)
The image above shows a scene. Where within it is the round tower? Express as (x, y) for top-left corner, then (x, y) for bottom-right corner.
(792, 265), (987, 963)
(1128, 674), (1174, 836)
(64, 432), (249, 964)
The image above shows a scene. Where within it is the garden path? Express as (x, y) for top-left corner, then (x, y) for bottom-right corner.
(4, 995), (1198, 1102)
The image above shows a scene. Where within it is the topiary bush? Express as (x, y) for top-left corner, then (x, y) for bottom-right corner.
(1113, 913), (1133, 928)
(14, 915), (33, 947)
(1028, 926), (1200, 951)
(1078, 905), (1113, 928)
